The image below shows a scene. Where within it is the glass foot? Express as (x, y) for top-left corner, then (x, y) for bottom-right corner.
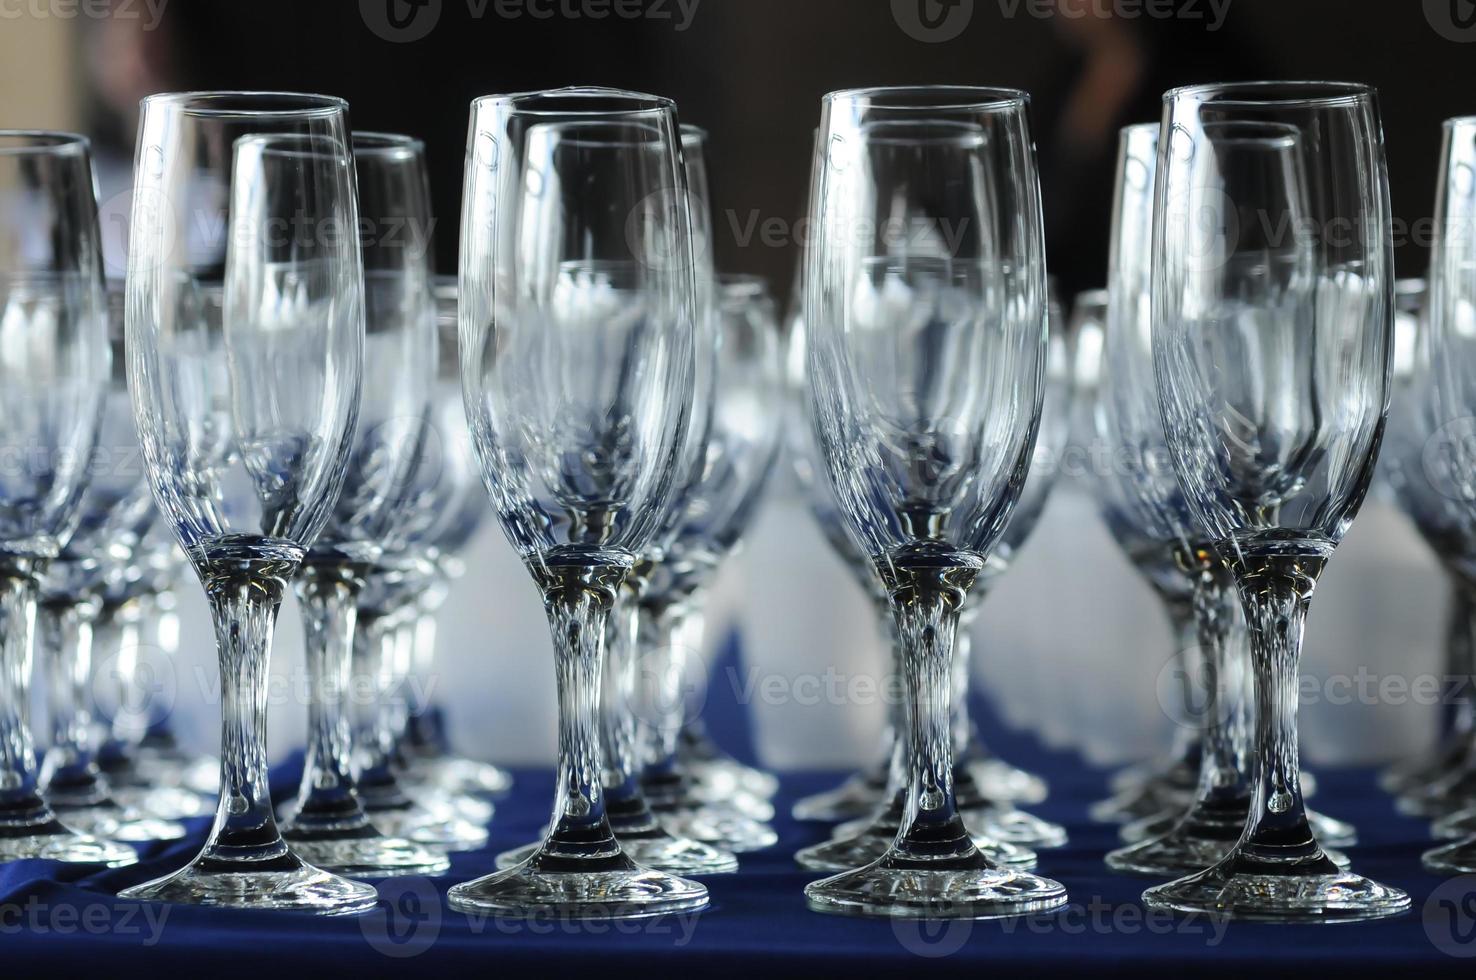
(1089, 780), (1191, 824)
(967, 757), (1049, 806)
(1142, 854), (1408, 922)
(412, 755), (513, 797)
(805, 857), (1066, 919)
(1398, 768), (1476, 818)
(364, 799), (488, 852)
(112, 784), (211, 821)
(792, 769), (887, 823)
(1107, 809), (1351, 878)
(52, 799), (186, 842)
(1432, 806), (1476, 839)
(119, 852), (378, 913)
(654, 804), (777, 853)
(965, 804), (1068, 849)
(496, 830), (738, 876)
(282, 828), (450, 878)
(680, 730), (779, 799)
(450, 851), (708, 920)
(1120, 804), (1356, 849)
(0, 797), (138, 866)
(795, 816), (1036, 872)
(1423, 834), (1476, 874)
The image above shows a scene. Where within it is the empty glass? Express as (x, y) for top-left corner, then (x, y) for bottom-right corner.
(0, 131), (132, 867)
(118, 92), (375, 913)
(802, 85), (1066, 918)
(451, 87), (705, 918)
(1142, 81), (1407, 921)
(275, 131), (448, 877)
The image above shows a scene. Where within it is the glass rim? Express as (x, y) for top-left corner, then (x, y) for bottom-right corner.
(823, 85), (1030, 113)
(1074, 287), (1109, 304)
(680, 123), (708, 144)
(719, 272), (771, 294)
(141, 90), (349, 119)
(1118, 121), (1158, 139)
(472, 85), (675, 118)
(1163, 80), (1375, 109)
(1443, 115), (1476, 132)
(353, 131), (425, 156)
(0, 130), (89, 156)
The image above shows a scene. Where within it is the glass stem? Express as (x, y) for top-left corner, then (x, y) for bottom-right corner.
(637, 594), (702, 796)
(532, 560), (628, 867)
(39, 596), (107, 802)
(197, 550), (293, 866)
(1451, 584), (1476, 750)
(353, 611), (411, 807)
(0, 558), (53, 826)
(601, 589), (643, 802)
(949, 595), (980, 758)
(1182, 546), (1252, 811)
(1233, 550), (1334, 869)
(1163, 594), (1203, 773)
(288, 561), (367, 828)
(883, 556), (983, 867)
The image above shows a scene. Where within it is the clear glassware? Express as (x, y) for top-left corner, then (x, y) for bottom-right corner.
(272, 131), (449, 877)
(451, 86), (706, 919)
(1415, 116), (1476, 875)
(348, 556), (490, 851)
(802, 85), (1066, 918)
(635, 273), (785, 852)
(118, 92), (376, 913)
(382, 277), (510, 804)
(1142, 81), (1407, 921)
(1096, 122), (1355, 878)
(498, 124), (743, 874)
(0, 131), (134, 867)
(38, 281), (184, 844)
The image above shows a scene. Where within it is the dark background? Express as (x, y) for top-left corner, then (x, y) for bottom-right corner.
(75, 0), (1474, 299)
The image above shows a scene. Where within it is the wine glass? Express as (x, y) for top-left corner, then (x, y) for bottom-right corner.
(1414, 116), (1476, 873)
(274, 131), (448, 877)
(387, 276), (510, 801)
(38, 280), (185, 843)
(0, 131), (133, 867)
(493, 123), (741, 875)
(452, 86), (705, 918)
(1097, 122), (1353, 878)
(118, 92), (375, 913)
(634, 273), (786, 851)
(803, 85), (1065, 918)
(1143, 81), (1407, 921)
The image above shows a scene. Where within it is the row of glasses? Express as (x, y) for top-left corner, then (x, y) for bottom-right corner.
(0, 131), (131, 866)
(801, 85), (1068, 918)
(1139, 81), (1408, 921)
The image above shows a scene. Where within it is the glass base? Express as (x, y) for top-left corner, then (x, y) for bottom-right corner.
(496, 830), (738, 876)
(0, 802), (137, 866)
(795, 817), (1037, 872)
(1432, 806), (1476, 839)
(409, 755), (514, 797)
(364, 799), (488, 852)
(680, 731), (779, 799)
(1422, 834), (1476, 874)
(1089, 781), (1191, 824)
(1142, 858), (1409, 923)
(792, 769), (887, 823)
(805, 859), (1066, 919)
(1397, 768), (1476, 818)
(112, 784), (211, 821)
(52, 799), (186, 843)
(835, 804), (1066, 851)
(967, 757), (1049, 806)
(119, 853), (378, 913)
(449, 853), (708, 920)
(1120, 804), (1356, 849)
(438, 793), (494, 826)
(1108, 817), (1350, 878)
(282, 826), (450, 878)
(654, 804), (777, 853)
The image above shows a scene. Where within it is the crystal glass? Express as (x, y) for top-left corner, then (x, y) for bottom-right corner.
(1142, 81), (1407, 921)
(1415, 117), (1476, 873)
(384, 277), (508, 803)
(634, 273), (785, 852)
(0, 131), (133, 867)
(802, 85), (1065, 918)
(451, 86), (705, 919)
(39, 281), (184, 844)
(118, 92), (375, 913)
(273, 131), (448, 877)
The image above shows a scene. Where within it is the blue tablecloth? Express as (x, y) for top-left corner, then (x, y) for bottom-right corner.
(3, 648), (1473, 975)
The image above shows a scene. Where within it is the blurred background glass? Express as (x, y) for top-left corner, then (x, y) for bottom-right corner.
(8, 0), (1459, 772)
